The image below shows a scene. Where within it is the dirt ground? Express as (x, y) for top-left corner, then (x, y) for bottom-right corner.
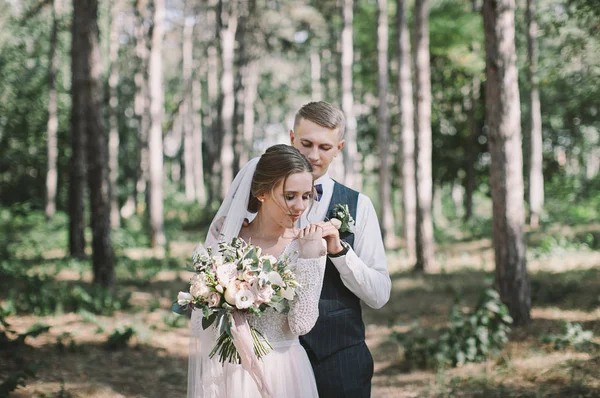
(4, 237), (600, 398)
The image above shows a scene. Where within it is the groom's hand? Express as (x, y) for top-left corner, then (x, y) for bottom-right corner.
(316, 221), (345, 255)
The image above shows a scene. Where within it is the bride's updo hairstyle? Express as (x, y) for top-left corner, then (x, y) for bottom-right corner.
(248, 144), (313, 213)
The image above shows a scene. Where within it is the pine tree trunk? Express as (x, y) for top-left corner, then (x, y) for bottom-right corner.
(219, 1), (238, 199)
(464, 1), (481, 221)
(73, 0), (115, 286)
(69, 0), (86, 259)
(108, 0), (121, 228)
(46, 0), (59, 220)
(376, 0), (395, 248)
(148, 0), (166, 247)
(133, 1), (150, 213)
(192, 76), (207, 205)
(310, 49), (322, 100)
(239, 60), (258, 166)
(526, 0), (543, 228)
(183, 15), (195, 201)
(396, 0), (417, 261)
(464, 70), (480, 221)
(483, 0), (531, 326)
(341, 0), (360, 191)
(414, 0), (435, 272)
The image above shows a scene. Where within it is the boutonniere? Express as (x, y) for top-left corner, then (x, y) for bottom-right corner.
(329, 204), (356, 234)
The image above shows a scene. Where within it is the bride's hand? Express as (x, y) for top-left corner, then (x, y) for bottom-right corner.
(298, 224), (326, 259)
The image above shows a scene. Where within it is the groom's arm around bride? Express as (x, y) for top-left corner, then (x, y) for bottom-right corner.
(291, 101), (391, 398)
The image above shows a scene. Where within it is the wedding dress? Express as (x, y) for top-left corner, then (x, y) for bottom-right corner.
(187, 157), (325, 398)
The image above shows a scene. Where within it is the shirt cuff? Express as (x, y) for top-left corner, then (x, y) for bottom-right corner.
(329, 246), (358, 277)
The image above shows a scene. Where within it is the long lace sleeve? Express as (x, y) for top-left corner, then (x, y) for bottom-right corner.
(287, 254), (326, 336)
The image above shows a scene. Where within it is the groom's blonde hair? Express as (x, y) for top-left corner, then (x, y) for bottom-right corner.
(293, 101), (346, 140)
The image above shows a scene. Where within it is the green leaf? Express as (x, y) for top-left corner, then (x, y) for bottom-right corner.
(171, 302), (189, 315)
(202, 312), (217, 330)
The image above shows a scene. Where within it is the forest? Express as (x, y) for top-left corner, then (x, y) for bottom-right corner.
(1, 0), (599, 396)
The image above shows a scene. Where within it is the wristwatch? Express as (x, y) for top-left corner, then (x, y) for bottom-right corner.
(329, 240), (350, 258)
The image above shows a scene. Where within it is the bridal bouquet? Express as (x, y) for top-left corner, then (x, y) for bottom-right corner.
(172, 237), (299, 364)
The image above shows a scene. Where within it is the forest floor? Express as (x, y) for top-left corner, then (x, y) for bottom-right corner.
(4, 224), (600, 397)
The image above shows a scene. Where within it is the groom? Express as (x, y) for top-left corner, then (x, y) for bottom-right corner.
(291, 101), (391, 397)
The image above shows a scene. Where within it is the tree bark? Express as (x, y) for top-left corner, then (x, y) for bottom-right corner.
(526, 0), (543, 228)
(483, 0), (531, 326)
(73, 0), (115, 286)
(69, 0), (86, 259)
(182, 14), (195, 201)
(414, 0), (435, 272)
(46, 0), (59, 220)
(108, 0), (121, 228)
(310, 49), (322, 100)
(464, 69), (480, 221)
(376, 0), (395, 248)
(396, 0), (417, 261)
(219, 0), (238, 199)
(192, 76), (207, 205)
(148, 0), (166, 247)
(464, 1), (481, 221)
(341, 0), (360, 191)
(133, 0), (151, 213)
(239, 60), (259, 166)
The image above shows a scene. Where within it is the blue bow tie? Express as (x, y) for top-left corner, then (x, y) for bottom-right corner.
(315, 184), (323, 201)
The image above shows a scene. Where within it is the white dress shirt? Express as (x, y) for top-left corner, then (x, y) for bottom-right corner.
(299, 173), (391, 309)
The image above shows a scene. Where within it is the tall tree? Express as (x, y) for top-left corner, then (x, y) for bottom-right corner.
(69, 0), (86, 259)
(413, 0), (435, 271)
(483, 0), (531, 325)
(310, 49), (322, 100)
(341, 0), (360, 190)
(377, 0), (395, 247)
(148, 0), (166, 247)
(464, 0), (481, 221)
(108, 0), (121, 228)
(45, 0), (59, 220)
(192, 75), (207, 205)
(396, 0), (417, 260)
(133, 0), (151, 213)
(219, 0), (238, 198)
(72, 0), (115, 285)
(526, 0), (543, 228)
(182, 13), (196, 201)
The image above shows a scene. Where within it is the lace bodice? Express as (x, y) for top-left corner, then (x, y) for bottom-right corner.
(248, 240), (326, 342)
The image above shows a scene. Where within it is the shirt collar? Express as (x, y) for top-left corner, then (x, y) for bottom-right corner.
(314, 172), (331, 186)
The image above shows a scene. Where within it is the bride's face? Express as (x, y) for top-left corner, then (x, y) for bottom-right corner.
(259, 171), (314, 229)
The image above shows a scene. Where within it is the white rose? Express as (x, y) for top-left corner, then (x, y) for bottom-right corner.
(190, 280), (210, 298)
(235, 288), (256, 310)
(242, 269), (257, 283)
(254, 284), (274, 304)
(224, 283), (239, 305)
(217, 262), (238, 287)
(177, 292), (194, 305)
(267, 271), (284, 286)
(207, 292), (221, 307)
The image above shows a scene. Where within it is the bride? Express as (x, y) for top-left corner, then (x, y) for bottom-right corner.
(188, 144), (327, 398)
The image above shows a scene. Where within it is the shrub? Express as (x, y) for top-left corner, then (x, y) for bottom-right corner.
(392, 289), (513, 369)
(0, 314), (49, 395)
(541, 321), (598, 352)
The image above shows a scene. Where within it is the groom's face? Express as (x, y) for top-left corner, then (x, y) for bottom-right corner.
(290, 118), (345, 179)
